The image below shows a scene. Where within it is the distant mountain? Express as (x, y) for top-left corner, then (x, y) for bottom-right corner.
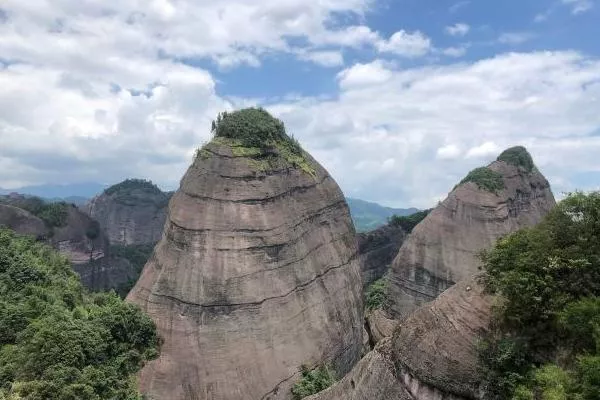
(346, 197), (418, 232)
(0, 182), (106, 199)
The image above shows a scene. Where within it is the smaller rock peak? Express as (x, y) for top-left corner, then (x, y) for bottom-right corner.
(496, 145), (535, 172)
(211, 107), (290, 148)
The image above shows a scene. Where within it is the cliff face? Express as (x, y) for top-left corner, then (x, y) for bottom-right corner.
(127, 111), (364, 400)
(385, 148), (555, 319)
(310, 277), (493, 400)
(86, 180), (169, 246)
(357, 224), (406, 289)
(0, 204), (48, 237)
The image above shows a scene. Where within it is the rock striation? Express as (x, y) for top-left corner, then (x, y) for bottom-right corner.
(357, 223), (406, 289)
(385, 147), (555, 319)
(127, 108), (363, 400)
(86, 179), (169, 246)
(310, 277), (493, 400)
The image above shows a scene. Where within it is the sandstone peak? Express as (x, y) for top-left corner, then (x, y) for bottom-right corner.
(127, 109), (363, 400)
(385, 146), (555, 319)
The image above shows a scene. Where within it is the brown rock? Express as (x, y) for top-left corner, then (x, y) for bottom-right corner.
(0, 204), (48, 237)
(366, 309), (398, 345)
(357, 224), (406, 289)
(385, 148), (555, 318)
(127, 135), (364, 400)
(86, 179), (169, 246)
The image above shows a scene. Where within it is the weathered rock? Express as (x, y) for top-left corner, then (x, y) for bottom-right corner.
(392, 277), (492, 399)
(357, 223), (406, 289)
(127, 131), (364, 399)
(73, 255), (139, 294)
(366, 309), (398, 345)
(0, 204), (48, 237)
(306, 339), (412, 400)
(385, 147), (555, 318)
(310, 277), (492, 400)
(86, 179), (169, 246)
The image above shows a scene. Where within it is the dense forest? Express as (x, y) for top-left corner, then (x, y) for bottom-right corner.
(0, 228), (159, 399)
(480, 191), (600, 399)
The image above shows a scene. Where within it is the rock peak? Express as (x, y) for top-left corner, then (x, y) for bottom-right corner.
(496, 145), (535, 172)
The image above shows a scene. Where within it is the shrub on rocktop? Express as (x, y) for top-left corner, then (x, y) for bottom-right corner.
(497, 146), (535, 172)
(212, 107), (290, 149)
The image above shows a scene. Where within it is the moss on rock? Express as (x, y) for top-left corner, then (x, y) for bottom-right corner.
(497, 146), (535, 172)
(458, 167), (505, 193)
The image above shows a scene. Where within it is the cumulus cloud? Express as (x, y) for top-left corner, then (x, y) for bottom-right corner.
(297, 50), (344, 67)
(436, 145), (462, 160)
(336, 60), (393, 88)
(466, 142), (501, 158)
(445, 23), (470, 37)
(377, 30), (432, 57)
(498, 32), (536, 44)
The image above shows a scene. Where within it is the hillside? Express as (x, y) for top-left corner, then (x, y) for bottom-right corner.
(346, 197), (418, 232)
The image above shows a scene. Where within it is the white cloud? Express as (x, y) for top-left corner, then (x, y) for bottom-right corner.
(269, 52), (600, 207)
(311, 25), (380, 48)
(449, 1), (471, 13)
(436, 145), (462, 160)
(465, 142), (501, 158)
(562, 0), (594, 14)
(336, 60), (393, 88)
(445, 23), (470, 37)
(377, 30), (432, 57)
(498, 32), (535, 45)
(297, 50), (344, 67)
(442, 46), (467, 57)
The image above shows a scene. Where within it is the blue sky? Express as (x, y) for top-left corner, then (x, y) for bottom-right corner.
(1, 0), (600, 208)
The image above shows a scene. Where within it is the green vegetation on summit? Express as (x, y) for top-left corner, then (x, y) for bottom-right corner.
(0, 196), (69, 229)
(0, 228), (159, 399)
(479, 191), (600, 400)
(458, 167), (505, 193)
(205, 107), (316, 177)
(497, 146), (535, 172)
(103, 179), (167, 207)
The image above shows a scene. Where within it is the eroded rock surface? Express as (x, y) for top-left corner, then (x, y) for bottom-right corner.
(127, 136), (363, 400)
(86, 179), (169, 246)
(0, 204), (48, 237)
(357, 223), (406, 289)
(310, 277), (492, 400)
(385, 148), (555, 318)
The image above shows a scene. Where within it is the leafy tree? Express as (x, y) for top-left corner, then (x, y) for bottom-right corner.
(0, 228), (159, 399)
(291, 365), (335, 399)
(479, 191), (600, 400)
(497, 146), (535, 172)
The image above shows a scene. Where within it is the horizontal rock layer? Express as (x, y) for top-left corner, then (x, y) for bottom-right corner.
(357, 223), (405, 289)
(127, 141), (363, 400)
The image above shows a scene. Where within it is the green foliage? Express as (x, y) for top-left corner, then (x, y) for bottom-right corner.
(388, 209), (432, 232)
(457, 167), (505, 193)
(497, 146), (535, 172)
(479, 191), (600, 400)
(0, 228), (159, 399)
(0, 196), (70, 228)
(110, 244), (154, 298)
(209, 108), (316, 177)
(291, 365), (335, 400)
(104, 179), (167, 207)
(365, 279), (387, 311)
(85, 220), (101, 241)
(212, 107), (287, 148)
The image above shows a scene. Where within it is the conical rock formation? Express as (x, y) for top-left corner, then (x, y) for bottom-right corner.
(127, 109), (363, 400)
(385, 147), (555, 318)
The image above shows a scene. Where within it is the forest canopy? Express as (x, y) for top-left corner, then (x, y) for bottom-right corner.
(0, 228), (159, 400)
(479, 191), (600, 400)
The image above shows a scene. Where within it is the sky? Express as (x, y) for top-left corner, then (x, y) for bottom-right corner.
(1, 0), (600, 208)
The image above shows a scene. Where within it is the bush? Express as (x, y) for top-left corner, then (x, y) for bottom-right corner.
(457, 167), (505, 193)
(479, 191), (600, 400)
(388, 209), (432, 232)
(0, 228), (159, 399)
(291, 365), (335, 399)
(365, 279), (387, 311)
(497, 146), (535, 172)
(212, 107), (287, 148)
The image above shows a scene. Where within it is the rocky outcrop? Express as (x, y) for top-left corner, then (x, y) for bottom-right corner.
(385, 147), (555, 318)
(86, 179), (169, 246)
(127, 110), (364, 400)
(357, 224), (406, 289)
(310, 277), (493, 400)
(52, 205), (108, 264)
(0, 204), (48, 237)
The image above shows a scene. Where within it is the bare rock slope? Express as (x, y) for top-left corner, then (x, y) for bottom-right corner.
(310, 277), (493, 400)
(0, 204), (48, 237)
(357, 223), (406, 289)
(385, 147), (555, 318)
(86, 179), (169, 246)
(127, 109), (363, 400)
